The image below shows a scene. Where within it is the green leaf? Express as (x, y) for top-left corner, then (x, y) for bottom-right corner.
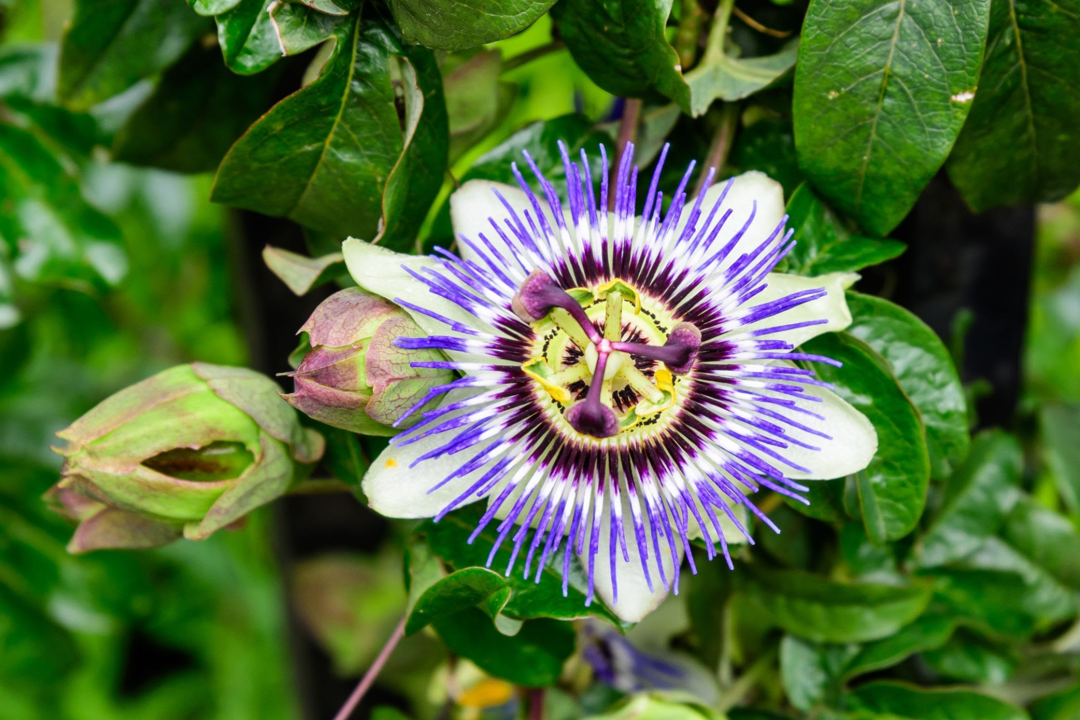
(212, 13), (448, 248)
(946, 0), (1080, 211)
(388, 0), (558, 50)
(683, 45), (798, 117)
(404, 538), (511, 635)
(846, 292), (968, 478)
(741, 565), (932, 644)
(785, 479), (848, 524)
(262, 246), (345, 296)
(793, 0), (992, 235)
(0, 585), (79, 685)
(730, 114), (802, 198)
(925, 568), (1038, 639)
(319, 425), (369, 493)
(187, 0), (242, 15)
(803, 333), (930, 543)
(783, 185), (906, 276)
(919, 630), (1015, 684)
(555, 0), (687, 104)
(842, 613), (956, 680)
(1002, 496), (1080, 591)
(434, 608), (574, 686)
(1032, 684), (1080, 720)
(421, 506), (625, 627)
(444, 50), (516, 163)
(780, 634), (853, 711)
(846, 681), (1028, 720)
(111, 42), (280, 173)
(916, 430), (1021, 568)
(214, 0), (283, 75)
(1041, 404), (1080, 515)
(0, 123), (126, 290)
(57, 0), (209, 111)
(839, 522), (900, 583)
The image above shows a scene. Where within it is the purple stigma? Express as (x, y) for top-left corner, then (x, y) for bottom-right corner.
(612, 322), (702, 375)
(566, 349), (620, 439)
(511, 270), (602, 343)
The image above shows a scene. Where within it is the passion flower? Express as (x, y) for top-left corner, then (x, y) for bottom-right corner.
(343, 143), (877, 622)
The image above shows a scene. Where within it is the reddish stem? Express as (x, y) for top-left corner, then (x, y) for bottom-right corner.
(332, 617), (406, 720)
(528, 688), (546, 720)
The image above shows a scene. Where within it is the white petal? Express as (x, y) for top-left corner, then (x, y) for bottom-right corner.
(737, 271), (858, 347)
(684, 486), (751, 546)
(361, 390), (495, 519)
(680, 171), (786, 268)
(784, 384), (878, 480)
(582, 493), (683, 624)
(450, 179), (567, 269)
(342, 238), (487, 337)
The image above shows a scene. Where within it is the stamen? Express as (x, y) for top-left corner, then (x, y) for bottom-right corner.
(612, 322), (702, 374)
(512, 270), (602, 344)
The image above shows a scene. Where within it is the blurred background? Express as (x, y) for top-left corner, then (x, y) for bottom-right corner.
(2, 1), (1079, 719)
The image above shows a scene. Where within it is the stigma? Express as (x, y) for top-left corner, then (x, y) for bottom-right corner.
(512, 270), (700, 439)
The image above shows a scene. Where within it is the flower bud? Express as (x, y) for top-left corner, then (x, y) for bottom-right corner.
(49, 363), (324, 551)
(283, 288), (453, 435)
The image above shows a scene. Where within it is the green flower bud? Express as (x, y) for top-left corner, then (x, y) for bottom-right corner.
(283, 288), (453, 435)
(50, 363), (324, 550)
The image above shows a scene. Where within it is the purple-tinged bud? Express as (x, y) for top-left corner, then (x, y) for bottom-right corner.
(283, 288), (454, 435)
(48, 363), (324, 551)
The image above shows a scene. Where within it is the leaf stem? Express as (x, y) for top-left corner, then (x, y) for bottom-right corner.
(675, 0), (707, 71)
(692, 103), (739, 198)
(703, 0), (736, 64)
(501, 40), (566, 74)
(332, 616), (406, 720)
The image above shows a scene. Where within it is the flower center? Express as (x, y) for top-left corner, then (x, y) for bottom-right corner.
(512, 271), (701, 440)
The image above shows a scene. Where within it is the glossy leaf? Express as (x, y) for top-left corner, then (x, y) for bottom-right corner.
(784, 185), (906, 276)
(804, 333), (930, 543)
(741, 565), (932, 644)
(842, 613), (956, 680)
(214, 0), (283, 75)
(57, 0), (209, 111)
(556, 0), (687, 104)
(917, 430), (1021, 567)
(793, 0), (991, 235)
(946, 0), (1080, 211)
(926, 568), (1040, 639)
(404, 539), (511, 635)
(388, 0), (558, 50)
(683, 45), (797, 117)
(920, 631), (1015, 684)
(111, 42), (280, 173)
(212, 15), (448, 248)
(434, 608), (574, 686)
(847, 681), (1028, 720)
(421, 506), (625, 627)
(187, 0), (242, 15)
(444, 50), (516, 163)
(780, 635), (853, 711)
(1002, 496), (1080, 590)
(1041, 404), (1080, 515)
(846, 292), (967, 478)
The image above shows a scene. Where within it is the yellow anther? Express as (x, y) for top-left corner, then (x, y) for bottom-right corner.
(597, 279), (641, 314)
(521, 357), (572, 404)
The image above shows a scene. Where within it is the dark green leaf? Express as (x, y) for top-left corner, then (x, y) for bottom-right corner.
(1002, 496), (1080, 590)
(730, 113), (802, 198)
(683, 44), (797, 117)
(946, 0), (1080, 211)
(783, 185), (906, 276)
(843, 613), (955, 680)
(839, 522), (900, 583)
(319, 426), (369, 492)
(925, 568), (1037, 639)
(434, 608), (574, 686)
(187, 0), (242, 15)
(804, 333), (930, 543)
(846, 681), (1028, 720)
(404, 538), (511, 635)
(262, 246), (345, 296)
(1032, 684), (1080, 720)
(111, 42), (279, 173)
(214, 0), (282, 75)
(421, 506), (625, 627)
(57, 0), (209, 110)
(212, 14), (448, 248)
(1041, 404), (1080, 515)
(784, 479), (848, 524)
(920, 630), (1015, 684)
(780, 635), (853, 711)
(388, 0), (557, 50)
(741, 565), (932, 644)
(793, 0), (992, 235)
(916, 430), (1021, 567)
(555, 0), (686, 104)
(846, 292), (968, 478)
(0, 585), (78, 685)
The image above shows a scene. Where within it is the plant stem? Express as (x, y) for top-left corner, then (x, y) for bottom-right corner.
(502, 40), (566, 74)
(702, 0), (736, 64)
(332, 617), (406, 720)
(610, 98), (643, 211)
(528, 688), (546, 720)
(692, 103), (739, 198)
(286, 478), (354, 495)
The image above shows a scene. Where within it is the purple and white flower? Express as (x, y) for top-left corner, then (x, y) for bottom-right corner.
(342, 143), (877, 623)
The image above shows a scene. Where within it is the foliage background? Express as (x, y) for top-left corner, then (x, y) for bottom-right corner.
(1, 0), (1079, 719)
